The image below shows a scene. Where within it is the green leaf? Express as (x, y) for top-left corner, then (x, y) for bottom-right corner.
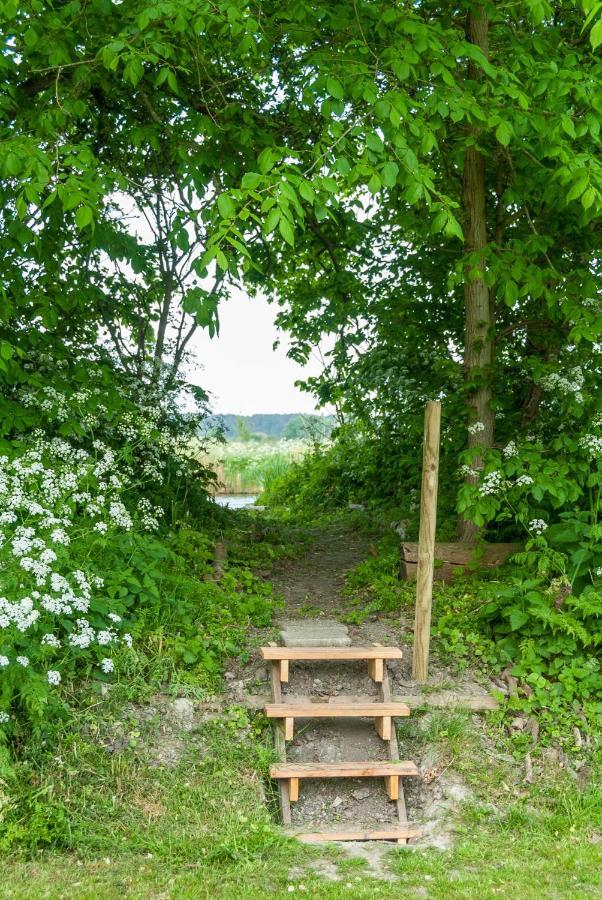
(509, 609), (530, 631)
(258, 147), (279, 174)
(582, 188), (596, 210)
(298, 181), (315, 203)
(368, 173), (381, 194)
(591, 18), (602, 49)
(263, 207), (280, 235)
(278, 216), (295, 246)
(217, 193), (236, 219)
(495, 122), (512, 146)
(75, 206), (93, 229)
(326, 77), (344, 100)
(381, 161), (399, 188)
(504, 280), (519, 305)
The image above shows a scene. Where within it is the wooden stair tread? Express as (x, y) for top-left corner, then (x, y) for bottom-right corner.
(264, 701), (410, 717)
(284, 825), (421, 843)
(271, 761), (418, 778)
(261, 646), (402, 661)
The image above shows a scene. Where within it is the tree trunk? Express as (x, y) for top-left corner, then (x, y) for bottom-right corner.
(458, 5), (494, 542)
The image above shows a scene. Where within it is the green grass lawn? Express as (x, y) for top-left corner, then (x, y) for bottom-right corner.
(1, 698), (600, 899)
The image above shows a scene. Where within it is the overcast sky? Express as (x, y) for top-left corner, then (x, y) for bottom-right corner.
(188, 288), (327, 415)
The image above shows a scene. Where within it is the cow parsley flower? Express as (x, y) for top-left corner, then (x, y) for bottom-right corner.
(16, 656), (29, 667)
(41, 634), (61, 648)
(502, 441), (518, 458)
(100, 658), (114, 674)
(0, 711), (9, 724)
(0, 655), (9, 667)
(515, 475), (534, 487)
(528, 519), (548, 535)
(47, 670), (61, 685)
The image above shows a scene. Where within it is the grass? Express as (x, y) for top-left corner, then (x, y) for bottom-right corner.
(1, 515), (601, 898)
(2, 698), (600, 898)
(200, 439), (310, 494)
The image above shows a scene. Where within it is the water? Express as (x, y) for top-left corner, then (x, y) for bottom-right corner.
(213, 494), (260, 509)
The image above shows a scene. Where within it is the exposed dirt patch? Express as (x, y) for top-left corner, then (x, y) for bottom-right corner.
(270, 525), (374, 618)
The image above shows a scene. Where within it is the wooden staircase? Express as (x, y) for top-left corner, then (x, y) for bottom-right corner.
(262, 644), (420, 843)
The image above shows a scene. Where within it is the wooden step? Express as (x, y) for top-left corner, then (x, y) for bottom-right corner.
(270, 760), (418, 802)
(284, 825), (421, 843)
(270, 761), (418, 778)
(264, 701), (410, 741)
(261, 646), (402, 684)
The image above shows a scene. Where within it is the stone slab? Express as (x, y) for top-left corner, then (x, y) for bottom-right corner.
(279, 619), (352, 648)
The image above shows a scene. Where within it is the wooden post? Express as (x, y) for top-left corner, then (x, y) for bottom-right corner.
(412, 401), (441, 683)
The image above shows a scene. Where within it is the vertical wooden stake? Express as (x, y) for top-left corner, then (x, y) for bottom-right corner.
(412, 400), (441, 683)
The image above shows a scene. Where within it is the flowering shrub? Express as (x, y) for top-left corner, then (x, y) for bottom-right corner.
(0, 436), (144, 726)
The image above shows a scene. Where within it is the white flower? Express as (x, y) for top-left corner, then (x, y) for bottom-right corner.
(108, 613), (121, 623)
(479, 471), (505, 497)
(460, 464), (479, 478)
(50, 529), (70, 545)
(515, 475), (534, 487)
(594, 567), (602, 577)
(94, 522), (108, 534)
(122, 633), (133, 648)
(16, 656), (29, 667)
(100, 658), (114, 674)
(47, 670), (61, 685)
(41, 634), (61, 648)
(528, 518), (548, 535)
(467, 421), (485, 435)
(96, 629), (115, 646)
(579, 435), (602, 458)
(0, 655), (9, 667)
(538, 367), (584, 401)
(0, 711), (9, 724)
(502, 441), (518, 458)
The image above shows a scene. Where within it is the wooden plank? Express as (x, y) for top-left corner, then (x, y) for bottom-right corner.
(374, 716), (391, 740)
(270, 761), (418, 778)
(264, 702), (410, 718)
(261, 647), (402, 661)
(283, 717), (294, 741)
(381, 672), (409, 844)
(270, 661), (291, 826)
(391, 693), (499, 711)
(402, 541), (521, 566)
(285, 826), (421, 843)
(412, 400), (441, 683)
(368, 658), (384, 683)
(384, 775), (399, 801)
(278, 659), (289, 683)
(239, 692), (498, 713)
(289, 777), (299, 802)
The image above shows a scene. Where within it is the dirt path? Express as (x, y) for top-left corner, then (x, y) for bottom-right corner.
(269, 523), (374, 618)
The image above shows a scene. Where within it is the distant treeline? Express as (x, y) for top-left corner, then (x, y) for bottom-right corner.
(205, 413), (334, 440)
